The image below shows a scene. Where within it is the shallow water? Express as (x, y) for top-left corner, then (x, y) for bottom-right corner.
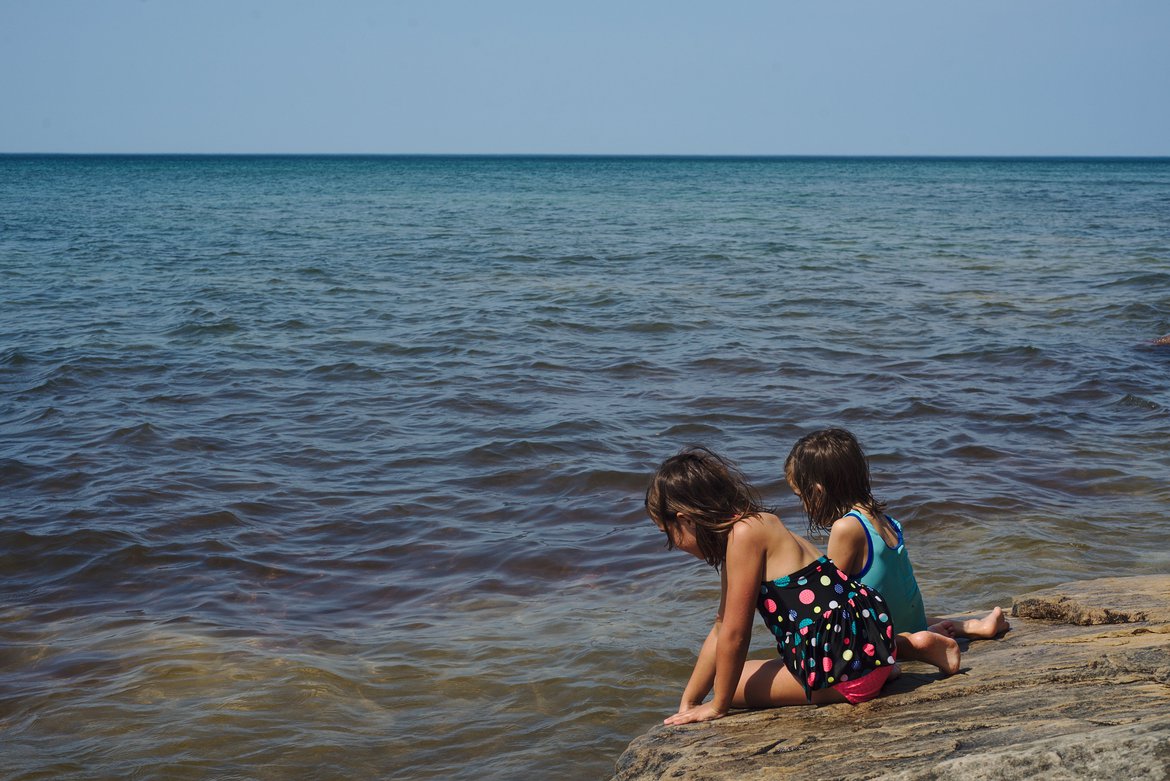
(2, 155), (1169, 780)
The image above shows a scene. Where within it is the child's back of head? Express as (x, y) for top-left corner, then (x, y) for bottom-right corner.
(785, 428), (886, 533)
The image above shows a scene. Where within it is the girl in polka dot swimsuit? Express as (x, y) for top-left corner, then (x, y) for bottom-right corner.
(646, 446), (941, 725)
(757, 557), (895, 698)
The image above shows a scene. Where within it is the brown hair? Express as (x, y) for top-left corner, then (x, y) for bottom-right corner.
(784, 428), (887, 534)
(644, 446), (765, 569)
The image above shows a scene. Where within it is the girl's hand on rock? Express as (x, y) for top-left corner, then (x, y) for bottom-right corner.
(664, 703), (727, 726)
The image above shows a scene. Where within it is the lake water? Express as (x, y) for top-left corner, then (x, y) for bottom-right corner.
(2, 155), (1169, 780)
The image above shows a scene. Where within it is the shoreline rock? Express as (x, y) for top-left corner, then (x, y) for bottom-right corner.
(612, 575), (1170, 780)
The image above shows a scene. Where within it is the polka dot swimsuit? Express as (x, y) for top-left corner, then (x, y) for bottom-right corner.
(757, 556), (897, 700)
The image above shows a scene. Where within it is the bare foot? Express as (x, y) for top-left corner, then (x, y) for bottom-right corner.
(928, 619), (957, 638)
(964, 606), (1010, 639)
(903, 630), (961, 675)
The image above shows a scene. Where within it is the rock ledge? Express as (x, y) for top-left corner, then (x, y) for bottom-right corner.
(612, 575), (1170, 780)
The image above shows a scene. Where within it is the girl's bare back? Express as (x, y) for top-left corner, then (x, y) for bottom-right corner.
(750, 512), (822, 583)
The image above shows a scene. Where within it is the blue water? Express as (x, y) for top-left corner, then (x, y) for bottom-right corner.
(2, 155), (1169, 780)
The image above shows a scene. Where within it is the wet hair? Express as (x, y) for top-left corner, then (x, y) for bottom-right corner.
(784, 428), (887, 535)
(644, 446), (765, 569)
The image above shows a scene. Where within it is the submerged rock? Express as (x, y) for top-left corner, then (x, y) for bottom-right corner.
(612, 575), (1170, 780)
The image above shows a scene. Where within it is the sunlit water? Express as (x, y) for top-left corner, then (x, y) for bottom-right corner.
(2, 155), (1169, 780)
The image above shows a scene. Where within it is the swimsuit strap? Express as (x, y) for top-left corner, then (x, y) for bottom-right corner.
(843, 510), (875, 579)
(885, 514), (906, 548)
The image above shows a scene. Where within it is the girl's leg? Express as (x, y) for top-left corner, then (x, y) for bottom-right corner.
(893, 631), (961, 675)
(734, 658), (848, 707)
(928, 606), (1010, 640)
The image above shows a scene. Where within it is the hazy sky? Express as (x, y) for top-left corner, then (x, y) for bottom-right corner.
(2, 0), (1168, 155)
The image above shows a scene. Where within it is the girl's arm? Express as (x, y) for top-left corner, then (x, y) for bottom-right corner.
(826, 515), (867, 577)
(676, 572), (726, 713)
(666, 521), (763, 725)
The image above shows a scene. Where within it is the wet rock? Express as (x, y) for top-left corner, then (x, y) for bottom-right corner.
(1012, 575), (1170, 626)
(612, 575), (1170, 780)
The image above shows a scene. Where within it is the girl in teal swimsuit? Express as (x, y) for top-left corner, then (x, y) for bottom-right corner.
(785, 428), (1009, 652)
(645, 447), (916, 725)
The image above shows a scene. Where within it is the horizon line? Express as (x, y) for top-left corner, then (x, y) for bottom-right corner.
(3, 152), (1170, 161)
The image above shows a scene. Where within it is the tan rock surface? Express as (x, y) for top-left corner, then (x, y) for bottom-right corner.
(613, 575), (1170, 780)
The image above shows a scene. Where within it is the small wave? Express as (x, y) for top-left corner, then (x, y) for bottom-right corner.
(1114, 393), (1162, 411)
(26, 372), (83, 394)
(165, 319), (241, 337)
(34, 467), (94, 493)
(1, 348), (33, 366)
(297, 266), (330, 277)
(0, 527), (142, 583)
(624, 320), (684, 334)
(0, 457), (39, 488)
(146, 392), (207, 406)
(173, 510), (248, 531)
(460, 438), (573, 467)
(543, 318), (605, 335)
(102, 421), (163, 445)
(565, 467), (649, 495)
(170, 434), (230, 452)
(308, 362), (382, 380)
(658, 421), (724, 439)
(597, 357), (675, 380)
(941, 444), (1011, 460)
(890, 398), (951, 418)
(227, 500), (295, 520)
(1091, 271), (1170, 289)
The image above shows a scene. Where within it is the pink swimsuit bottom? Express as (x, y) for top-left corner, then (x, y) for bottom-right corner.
(832, 664), (894, 704)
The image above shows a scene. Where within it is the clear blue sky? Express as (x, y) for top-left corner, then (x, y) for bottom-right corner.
(2, 0), (1168, 155)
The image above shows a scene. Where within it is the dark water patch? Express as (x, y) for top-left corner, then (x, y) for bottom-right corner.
(223, 499), (304, 522)
(1114, 393), (1162, 411)
(146, 392), (212, 411)
(98, 421), (163, 444)
(658, 421), (726, 439)
(0, 527), (142, 581)
(30, 468), (96, 494)
(0, 348), (33, 367)
(308, 362), (383, 381)
(0, 457), (39, 488)
(1091, 270), (1170, 289)
(164, 318), (241, 338)
(936, 443), (1012, 461)
(151, 517), (247, 551)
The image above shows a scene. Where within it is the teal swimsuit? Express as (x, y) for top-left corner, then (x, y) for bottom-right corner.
(845, 511), (928, 634)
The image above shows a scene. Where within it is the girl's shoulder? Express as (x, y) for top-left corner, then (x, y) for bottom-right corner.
(834, 509), (900, 548)
(829, 511), (867, 534)
(727, 512), (785, 546)
(827, 511), (872, 545)
(729, 511), (780, 536)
